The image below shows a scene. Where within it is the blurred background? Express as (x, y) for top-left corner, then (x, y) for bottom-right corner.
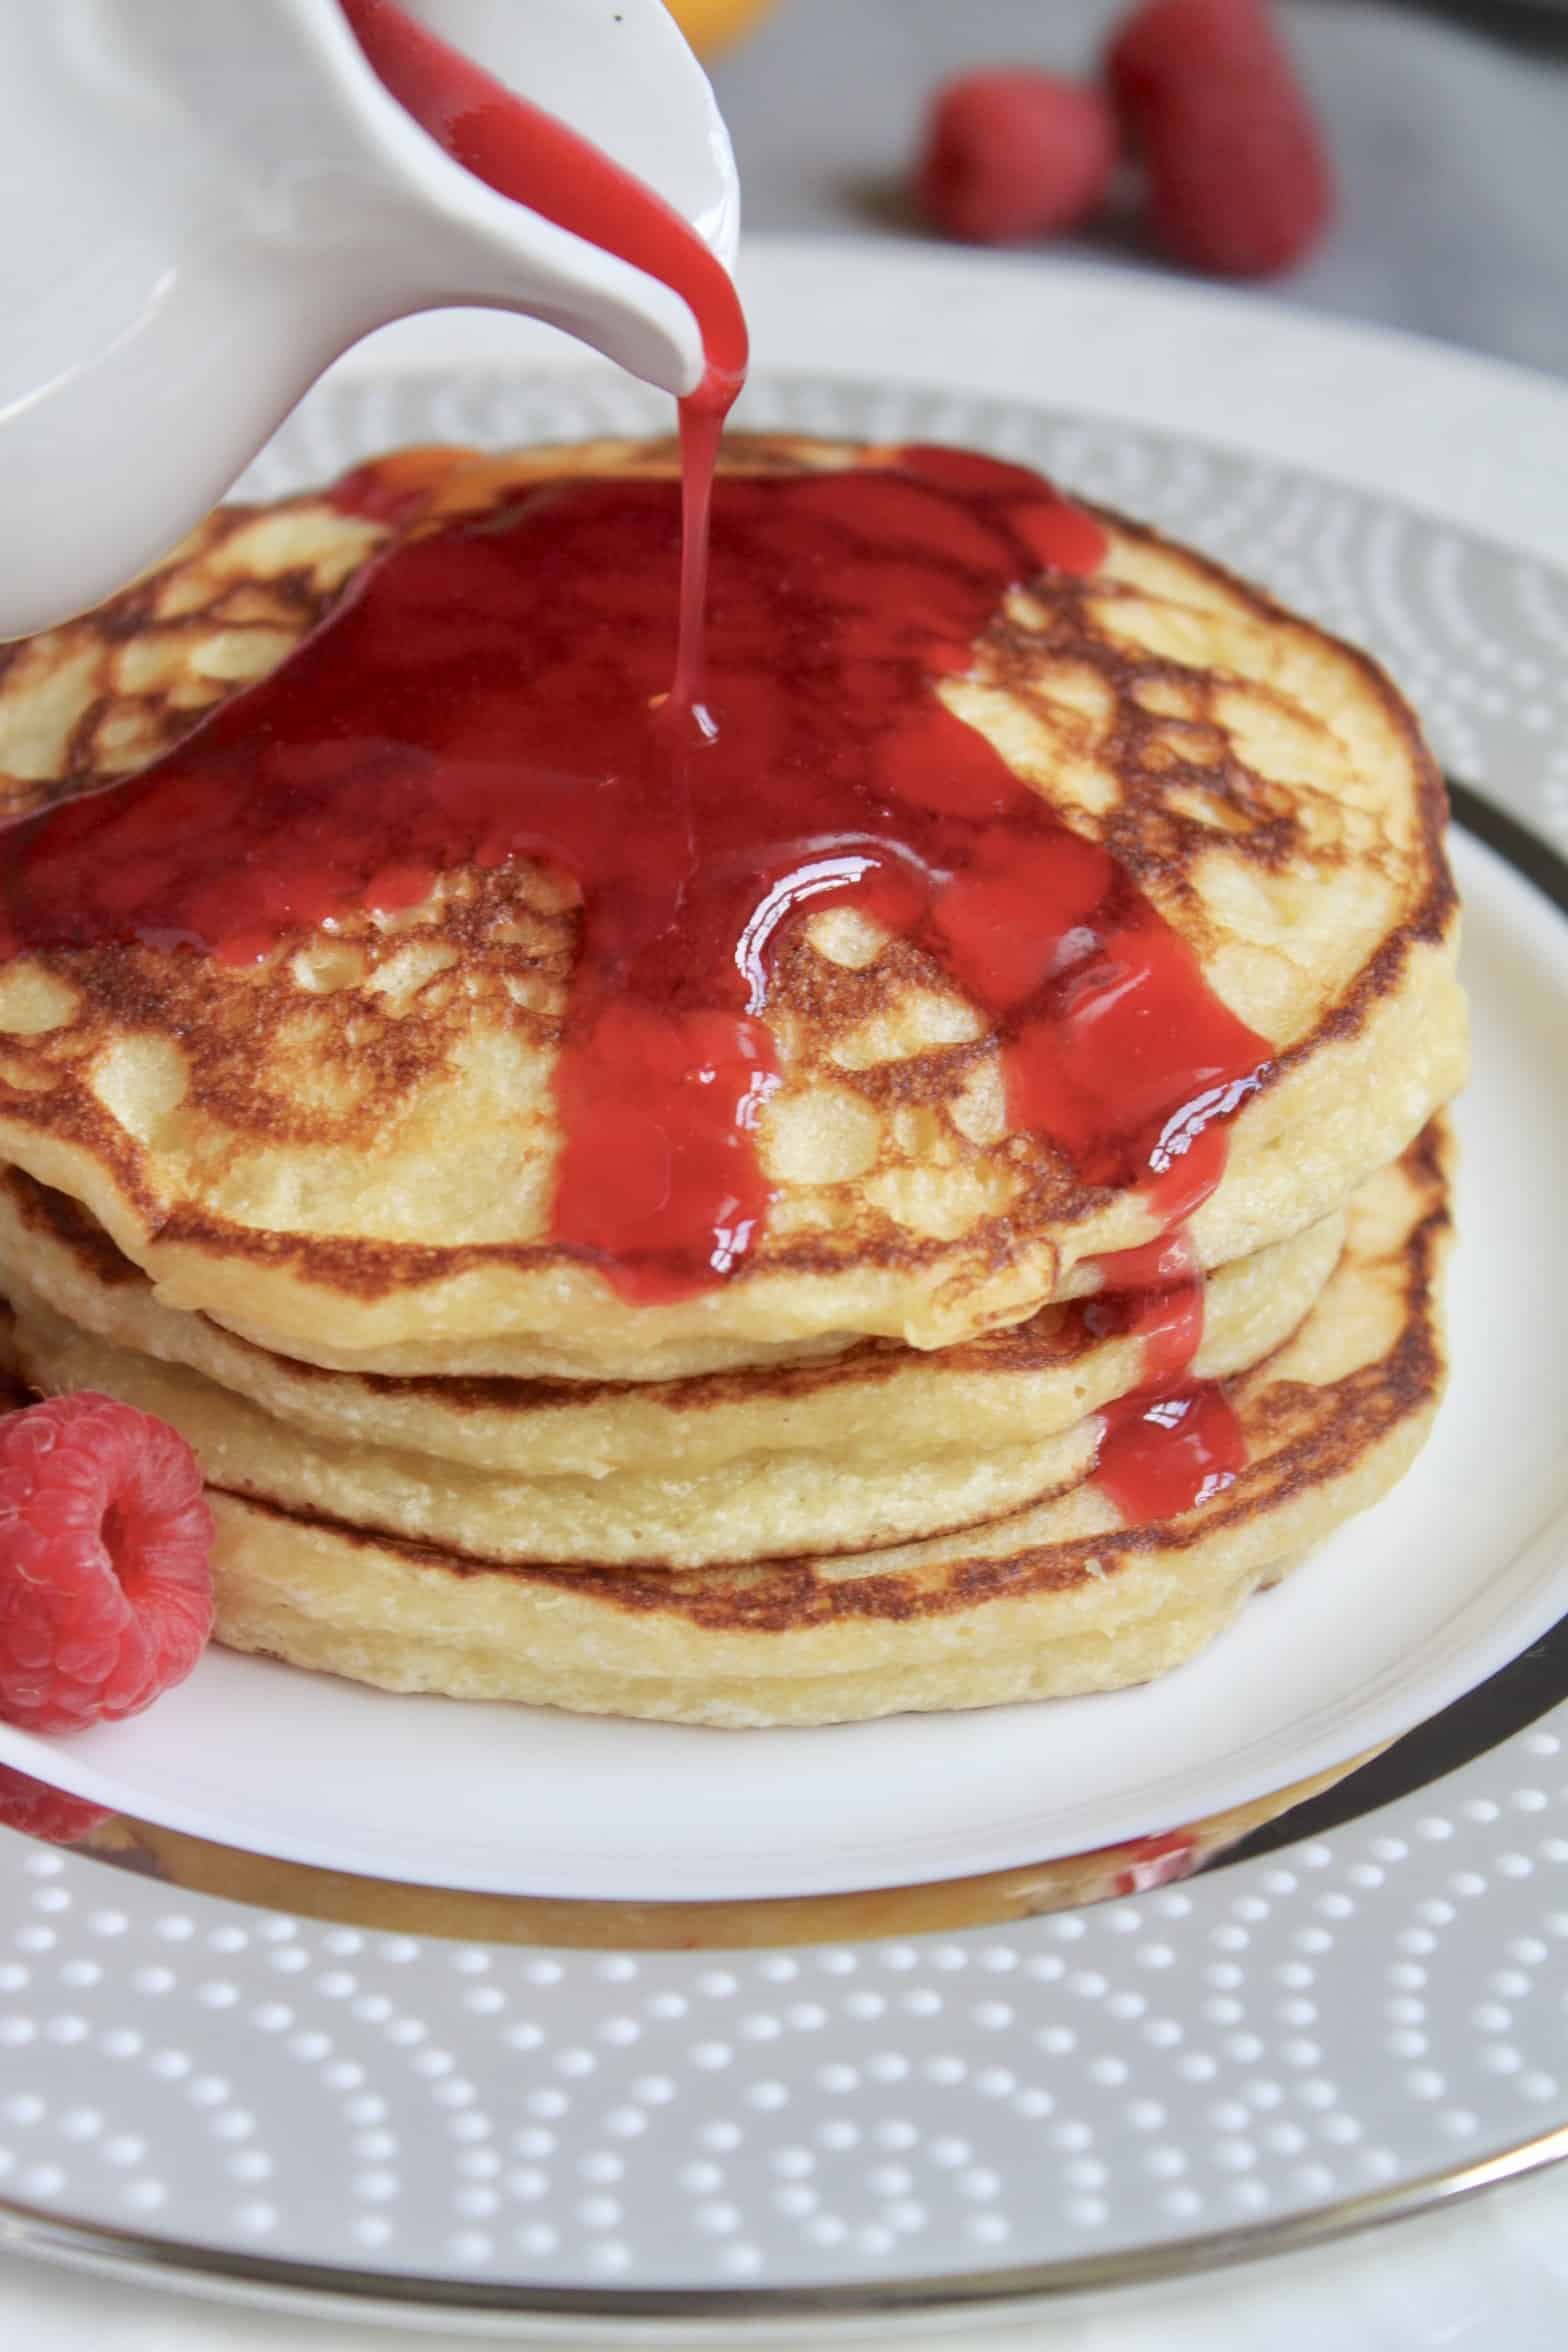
(671, 0), (1568, 379)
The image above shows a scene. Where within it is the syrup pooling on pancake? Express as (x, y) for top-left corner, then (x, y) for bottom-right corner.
(0, 450), (1274, 1507)
(286, 3), (1256, 1518)
(337, 0), (748, 719)
(1080, 1225), (1245, 1519)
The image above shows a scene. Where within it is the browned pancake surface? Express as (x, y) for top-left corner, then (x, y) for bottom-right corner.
(0, 439), (1466, 1378)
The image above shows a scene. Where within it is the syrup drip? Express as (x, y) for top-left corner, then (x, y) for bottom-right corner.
(338, 0), (747, 717)
(0, 4), (1272, 1521)
(1087, 1203), (1246, 1524)
(1094, 1382), (1245, 1523)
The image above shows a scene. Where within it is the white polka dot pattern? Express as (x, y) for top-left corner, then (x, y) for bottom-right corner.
(1, 1720), (1567, 2289)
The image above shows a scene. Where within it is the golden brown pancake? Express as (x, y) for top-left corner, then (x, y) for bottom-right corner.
(1, 1166), (1344, 1567)
(168, 1123), (1452, 1727)
(0, 438), (1467, 1382)
(0, 1162), (1342, 1477)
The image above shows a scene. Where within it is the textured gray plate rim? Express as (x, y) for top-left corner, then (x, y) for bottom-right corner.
(2, 369), (1568, 2332)
(1, 2120), (1567, 2340)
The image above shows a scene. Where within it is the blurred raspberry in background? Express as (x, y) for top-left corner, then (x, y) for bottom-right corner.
(1106, 0), (1334, 274)
(914, 0), (1334, 277)
(704, 0), (1568, 377)
(917, 70), (1118, 246)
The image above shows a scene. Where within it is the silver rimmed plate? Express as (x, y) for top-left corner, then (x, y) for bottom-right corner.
(2, 351), (1567, 2332)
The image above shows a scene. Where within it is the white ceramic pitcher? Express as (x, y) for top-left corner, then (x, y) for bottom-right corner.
(0, 0), (739, 640)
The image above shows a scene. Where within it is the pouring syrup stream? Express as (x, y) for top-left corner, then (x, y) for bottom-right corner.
(0, 1), (1274, 1523)
(337, 0), (746, 720)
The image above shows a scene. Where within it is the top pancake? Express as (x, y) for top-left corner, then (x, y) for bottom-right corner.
(0, 436), (1466, 1379)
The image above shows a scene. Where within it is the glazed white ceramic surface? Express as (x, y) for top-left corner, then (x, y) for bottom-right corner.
(0, 362), (1564, 1908)
(0, 814), (1554, 1904)
(4, 253), (1568, 2334)
(0, 0), (737, 638)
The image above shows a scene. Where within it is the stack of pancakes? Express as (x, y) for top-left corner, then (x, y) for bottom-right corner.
(0, 438), (1467, 1727)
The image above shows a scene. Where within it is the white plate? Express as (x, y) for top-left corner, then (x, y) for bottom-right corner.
(4, 249), (1568, 2329)
(1, 354), (1565, 1907)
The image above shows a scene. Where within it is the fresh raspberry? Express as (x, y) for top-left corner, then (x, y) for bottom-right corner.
(0, 1394), (214, 1734)
(916, 70), (1118, 245)
(1106, 0), (1333, 277)
(0, 1760), (113, 1847)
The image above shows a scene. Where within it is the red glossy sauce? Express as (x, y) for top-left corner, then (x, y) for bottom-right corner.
(1094, 1381), (1245, 1523)
(337, 0), (746, 715)
(0, 453), (1265, 1274)
(1085, 1231), (1206, 1392)
(0, 3), (1271, 1522)
(1087, 1198), (1248, 1523)
(1114, 1827), (1199, 1897)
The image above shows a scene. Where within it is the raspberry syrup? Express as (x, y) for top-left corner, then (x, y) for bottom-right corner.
(0, 4), (1270, 1522)
(337, 0), (746, 716)
(1087, 1169), (1251, 1524)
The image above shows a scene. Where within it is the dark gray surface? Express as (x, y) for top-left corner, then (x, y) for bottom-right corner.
(712, 0), (1568, 379)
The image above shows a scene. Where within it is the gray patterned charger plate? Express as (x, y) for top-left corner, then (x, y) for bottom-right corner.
(1, 369), (1567, 2333)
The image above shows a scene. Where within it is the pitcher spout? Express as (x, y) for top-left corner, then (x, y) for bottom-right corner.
(0, 0), (739, 638)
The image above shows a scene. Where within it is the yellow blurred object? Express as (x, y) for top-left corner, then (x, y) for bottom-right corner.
(666, 0), (778, 58)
